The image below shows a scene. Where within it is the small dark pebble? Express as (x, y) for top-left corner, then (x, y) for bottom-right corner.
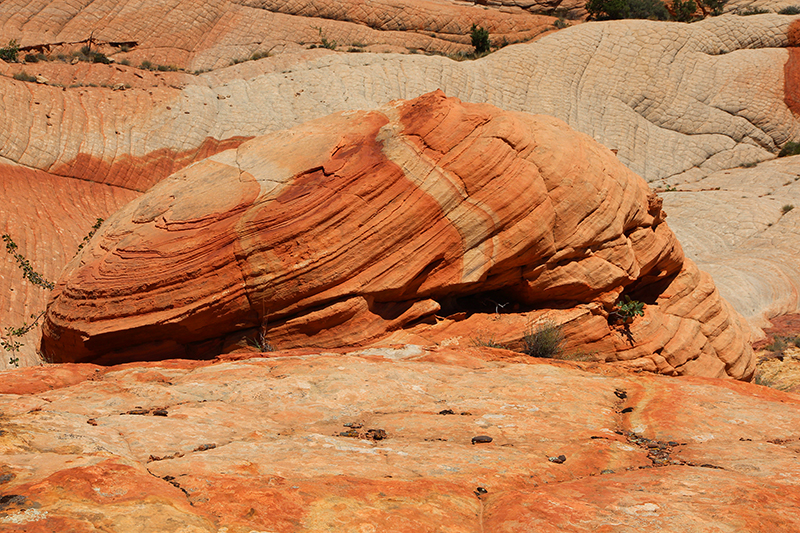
(343, 422), (363, 428)
(621, 407), (634, 413)
(460, 412), (472, 416)
(739, 437), (752, 442)
(474, 486), (488, 496)
(339, 429), (360, 438)
(87, 418), (98, 426)
(668, 441), (679, 446)
(125, 409), (150, 415)
(472, 435), (493, 445)
(647, 442), (660, 449)
(152, 409), (168, 417)
(366, 429), (387, 441)
(548, 455), (567, 464)
(600, 469), (615, 474)
(614, 389), (627, 400)
(194, 443), (217, 452)
(438, 409), (455, 415)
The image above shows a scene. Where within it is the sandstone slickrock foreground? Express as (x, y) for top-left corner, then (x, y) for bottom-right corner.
(39, 92), (754, 379)
(0, 347), (799, 532)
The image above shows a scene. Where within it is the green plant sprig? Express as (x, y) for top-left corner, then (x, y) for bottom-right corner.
(2, 234), (55, 290)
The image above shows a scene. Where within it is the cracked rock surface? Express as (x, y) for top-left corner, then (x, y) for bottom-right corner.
(1, 346), (799, 532)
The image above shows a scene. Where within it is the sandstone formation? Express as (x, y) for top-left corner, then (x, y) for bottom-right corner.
(1, 15), (797, 187)
(0, 159), (140, 368)
(0, 0), (558, 71)
(0, 347), (799, 531)
(38, 92), (753, 380)
(659, 156), (800, 330)
(3, 13), (800, 368)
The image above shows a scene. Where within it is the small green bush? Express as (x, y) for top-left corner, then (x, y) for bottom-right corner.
(780, 5), (800, 13)
(779, 141), (800, 157)
(554, 18), (569, 28)
(12, 71), (36, 83)
(522, 320), (566, 358)
(736, 7), (769, 14)
(672, 0), (698, 21)
(782, 204), (795, 214)
(470, 24), (490, 54)
(0, 39), (19, 62)
(614, 295), (645, 323)
(156, 64), (178, 71)
(140, 60), (154, 70)
(24, 53), (39, 63)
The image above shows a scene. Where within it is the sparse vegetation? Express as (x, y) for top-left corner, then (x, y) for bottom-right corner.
(471, 333), (506, 349)
(2, 234), (56, 368)
(586, 0), (727, 21)
(780, 5), (800, 14)
(0, 39), (20, 63)
(612, 295), (645, 323)
(470, 24), (490, 54)
(522, 320), (566, 358)
(779, 141), (800, 157)
(140, 60), (154, 70)
(783, 204), (795, 215)
(12, 71), (37, 83)
(554, 18), (570, 29)
(736, 7), (769, 15)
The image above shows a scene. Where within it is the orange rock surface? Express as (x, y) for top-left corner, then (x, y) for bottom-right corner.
(0, 0), (558, 71)
(40, 92), (753, 379)
(0, 347), (797, 531)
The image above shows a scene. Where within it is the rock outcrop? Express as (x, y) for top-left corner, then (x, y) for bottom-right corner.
(661, 156), (800, 331)
(0, 346), (798, 531)
(39, 92), (753, 379)
(0, 0), (558, 71)
(4, 13), (800, 367)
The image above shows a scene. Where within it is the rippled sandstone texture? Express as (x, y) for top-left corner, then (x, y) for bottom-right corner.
(38, 92), (753, 379)
(0, 347), (798, 532)
(3, 13), (799, 367)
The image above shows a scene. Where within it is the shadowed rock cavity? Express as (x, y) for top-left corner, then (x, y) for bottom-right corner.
(41, 91), (754, 379)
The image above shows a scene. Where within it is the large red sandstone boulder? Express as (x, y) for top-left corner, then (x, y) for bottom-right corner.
(40, 92), (753, 379)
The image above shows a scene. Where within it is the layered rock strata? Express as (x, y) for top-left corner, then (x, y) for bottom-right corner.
(40, 92), (753, 379)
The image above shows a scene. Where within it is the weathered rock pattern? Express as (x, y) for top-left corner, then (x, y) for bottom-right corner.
(39, 92), (753, 379)
(0, 159), (140, 368)
(659, 156), (800, 330)
(0, 347), (798, 531)
(0, 0), (558, 71)
(1, 15), (797, 188)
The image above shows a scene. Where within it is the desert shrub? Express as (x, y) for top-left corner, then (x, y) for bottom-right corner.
(0, 40), (19, 62)
(782, 204), (795, 214)
(613, 295), (645, 323)
(471, 334), (505, 349)
(140, 60), (154, 70)
(672, 0), (698, 21)
(470, 24), (490, 54)
(12, 71), (36, 83)
(780, 5), (800, 13)
(779, 141), (800, 157)
(586, 0), (671, 19)
(554, 18), (569, 28)
(156, 64), (178, 71)
(119, 58), (130, 66)
(522, 320), (566, 358)
(736, 7), (769, 14)
(24, 53), (39, 63)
